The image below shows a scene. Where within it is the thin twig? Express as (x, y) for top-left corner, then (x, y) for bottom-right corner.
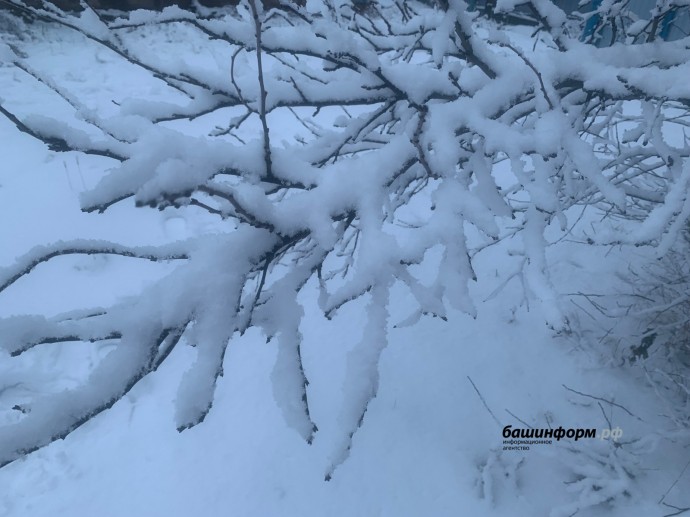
(662, 502), (690, 517)
(562, 384), (642, 420)
(505, 409), (533, 429)
(659, 456), (690, 504)
(467, 376), (501, 427)
(597, 401), (613, 430)
(249, 0), (274, 180)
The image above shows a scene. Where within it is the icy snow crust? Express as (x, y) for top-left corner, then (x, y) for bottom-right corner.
(0, 2), (689, 516)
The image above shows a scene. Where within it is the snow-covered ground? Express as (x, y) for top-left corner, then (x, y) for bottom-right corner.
(0, 7), (688, 517)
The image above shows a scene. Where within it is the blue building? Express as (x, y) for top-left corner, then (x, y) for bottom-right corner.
(474, 0), (689, 44)
(578, 0), (689, 43)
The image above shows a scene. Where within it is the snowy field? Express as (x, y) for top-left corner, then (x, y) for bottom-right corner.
(1, 3), (689, 516)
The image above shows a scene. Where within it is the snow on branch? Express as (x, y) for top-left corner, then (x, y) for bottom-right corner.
(0, 326), (187, 469)
(0, 239), (190, 294)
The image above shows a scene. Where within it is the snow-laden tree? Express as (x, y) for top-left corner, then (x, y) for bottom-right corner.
(0, 0), (689, 475)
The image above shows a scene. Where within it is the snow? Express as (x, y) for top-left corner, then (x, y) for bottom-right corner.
(0, 2), (689, 517)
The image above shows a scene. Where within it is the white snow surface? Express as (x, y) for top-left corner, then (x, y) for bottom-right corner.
(0, 5), (688, 517)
